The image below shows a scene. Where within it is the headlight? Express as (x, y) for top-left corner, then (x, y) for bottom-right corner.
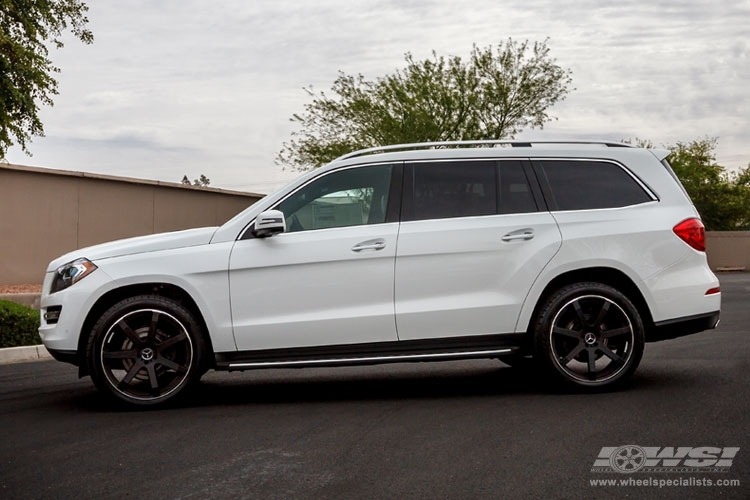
(51, 258), (98, 294)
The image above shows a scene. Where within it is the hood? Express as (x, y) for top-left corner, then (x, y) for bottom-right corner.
(47, 226), (219, 272)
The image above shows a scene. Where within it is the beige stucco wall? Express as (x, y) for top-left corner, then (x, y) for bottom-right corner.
(0, 163), (262, 285)
(1, 162), (747, 285)
(706, 231), (750, 271)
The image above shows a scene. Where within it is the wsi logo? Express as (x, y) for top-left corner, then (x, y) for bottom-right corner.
(591, 446), (740, 473)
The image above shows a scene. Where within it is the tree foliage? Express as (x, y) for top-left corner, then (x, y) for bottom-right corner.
(181, 174), (210, 187)
(0, 0), (93, 158)
(278, 38), (573, 171)
(666, 138), (750, 230)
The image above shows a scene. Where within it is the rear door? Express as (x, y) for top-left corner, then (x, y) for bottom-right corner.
(394, 159), (561, 340)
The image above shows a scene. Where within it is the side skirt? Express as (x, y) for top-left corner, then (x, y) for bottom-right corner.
(214, 333), (525, 371)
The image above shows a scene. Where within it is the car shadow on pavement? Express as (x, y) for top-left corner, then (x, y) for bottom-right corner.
(185, 361), (650, 408)
(61, 360), (699, 412)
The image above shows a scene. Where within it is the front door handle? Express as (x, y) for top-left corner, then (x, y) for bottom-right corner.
(352, 238), (386, 252)
(501, 229), (534, 242)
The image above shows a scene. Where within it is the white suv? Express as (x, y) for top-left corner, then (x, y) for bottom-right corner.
(39, 141), (721, 406)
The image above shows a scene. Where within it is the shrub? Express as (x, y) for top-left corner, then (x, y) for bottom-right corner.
(0, 300), (42, 348)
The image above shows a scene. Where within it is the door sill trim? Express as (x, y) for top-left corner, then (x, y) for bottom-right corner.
(224, 348), (514, 370)
(214, 333), (526, 371)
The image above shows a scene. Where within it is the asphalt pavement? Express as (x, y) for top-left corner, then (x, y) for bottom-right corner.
(1, 274), (748, 499)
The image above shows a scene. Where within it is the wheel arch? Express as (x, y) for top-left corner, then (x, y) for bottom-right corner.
(519, 267), (654, 343)
(76, 283), (214, 377)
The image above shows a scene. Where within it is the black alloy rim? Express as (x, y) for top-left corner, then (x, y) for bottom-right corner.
(549, 295), (634, 383)
(100, 309), (193, 401)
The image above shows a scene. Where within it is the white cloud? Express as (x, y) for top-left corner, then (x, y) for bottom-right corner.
(5, 0), (749, 193)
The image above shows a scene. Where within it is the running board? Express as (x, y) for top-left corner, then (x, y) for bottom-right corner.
(223, 348), (515, 370)
(214, 334), (525, 372)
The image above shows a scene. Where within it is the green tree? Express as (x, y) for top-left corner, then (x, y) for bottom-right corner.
(181, 174), (210, 187)
(666, 138), (750, 230)
(0, 0), (93, 158)
(278, 38), (573, 171)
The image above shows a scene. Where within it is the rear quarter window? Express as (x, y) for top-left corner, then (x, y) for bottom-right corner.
(537, 160), (653, 211)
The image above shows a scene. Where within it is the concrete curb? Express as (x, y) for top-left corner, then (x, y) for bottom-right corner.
(0, 345), (53, 364)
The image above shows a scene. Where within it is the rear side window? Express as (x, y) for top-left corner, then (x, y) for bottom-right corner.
(537, 160), (653, 211)
(402, 160), (539, 221)
(406, 161), (497, 221)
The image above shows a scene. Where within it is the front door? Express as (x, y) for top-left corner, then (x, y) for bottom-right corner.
(229, 164), (400, 351)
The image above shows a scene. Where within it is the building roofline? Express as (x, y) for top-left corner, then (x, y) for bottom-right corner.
(0, 162), (264, 198)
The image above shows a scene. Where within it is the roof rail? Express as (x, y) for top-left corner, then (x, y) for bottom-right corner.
(334, 140), (634, 161)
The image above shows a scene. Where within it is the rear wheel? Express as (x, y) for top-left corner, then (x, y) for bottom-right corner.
(86, 295), (205, 406)
(533, 282), (644, 388)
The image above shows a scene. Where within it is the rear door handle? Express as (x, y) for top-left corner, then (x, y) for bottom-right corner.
(352, 238), (386, 252)
(501, 229), (534, 242)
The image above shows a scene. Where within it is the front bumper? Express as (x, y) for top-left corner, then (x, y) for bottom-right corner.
(46, 348), (80, 366)
(38, 267), (115, 353)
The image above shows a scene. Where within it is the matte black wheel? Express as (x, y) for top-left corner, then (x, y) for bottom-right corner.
(533, 282), (644, 388)
(87, 295), (205, 406)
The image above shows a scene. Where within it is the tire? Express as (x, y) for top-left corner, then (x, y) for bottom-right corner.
(86, 295), (206, 407)
(533, 282), (644, 389)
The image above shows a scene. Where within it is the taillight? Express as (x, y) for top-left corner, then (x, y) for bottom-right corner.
(673, 218), (706, 252)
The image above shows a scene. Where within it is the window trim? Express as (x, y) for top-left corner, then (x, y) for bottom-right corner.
(503, 159), (544, 214)
(521, 160), (548, 212)
(530, 158), (658, 212)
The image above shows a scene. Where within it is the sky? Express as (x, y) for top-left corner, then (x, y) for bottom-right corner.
(4, 0), (749, 194)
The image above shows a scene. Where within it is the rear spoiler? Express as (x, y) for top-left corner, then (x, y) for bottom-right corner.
(650, 148), (671, 161)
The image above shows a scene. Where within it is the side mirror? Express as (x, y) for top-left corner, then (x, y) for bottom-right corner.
(252, 210), (286, 238)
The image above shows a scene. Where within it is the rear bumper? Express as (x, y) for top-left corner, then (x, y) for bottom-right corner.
(647, 311), (720, 342)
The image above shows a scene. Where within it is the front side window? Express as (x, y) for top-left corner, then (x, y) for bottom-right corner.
(538, 160), (653, 211)
(276, 165), (393, 233)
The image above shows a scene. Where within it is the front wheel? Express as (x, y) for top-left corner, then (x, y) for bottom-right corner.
(533, 282), (644, 389)
(86, 295), (206, 406)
